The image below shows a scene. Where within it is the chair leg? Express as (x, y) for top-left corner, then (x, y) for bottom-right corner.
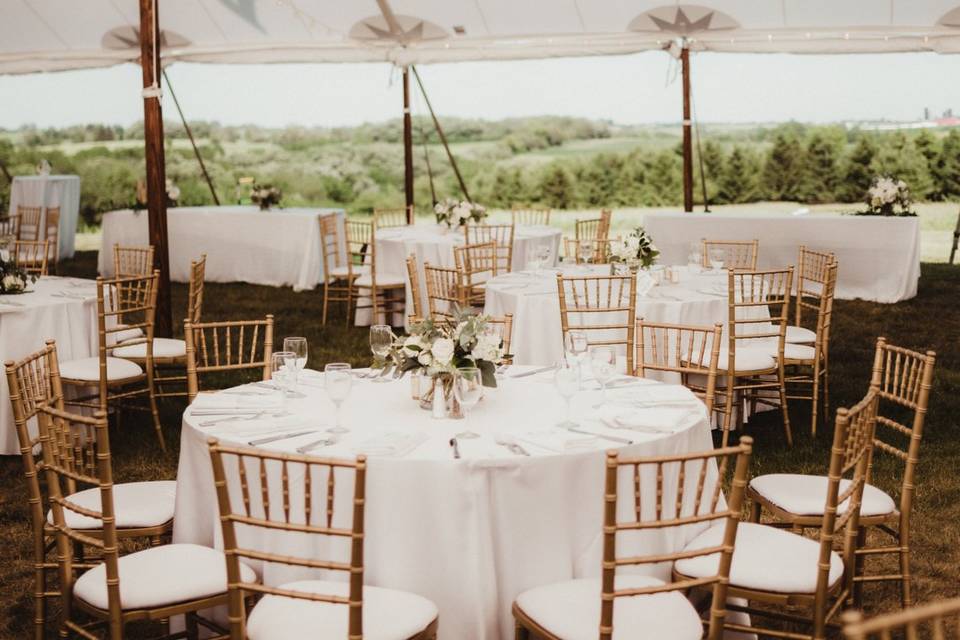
(749, 500), (762, 523)
(145, 373), (166, 453)
(321, 282), (330, 325)
(33, 558), (46, 640)
(810, 363), (821, 437)
(900, 525), (913, 607)
(515, 620), (530, 640)
(777, 365), (793, 447)
(186, 612), (200, 640)
(721, 379), (734, 449)
(852, 526), (867, 608)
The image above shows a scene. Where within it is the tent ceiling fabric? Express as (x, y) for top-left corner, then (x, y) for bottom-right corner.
(3, 0), (960, 74)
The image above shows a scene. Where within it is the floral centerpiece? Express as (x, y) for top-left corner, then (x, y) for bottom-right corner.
(251, 184), (282, 211)
(610, 227), (659, 271)
(165, 179), (181, 207)
(434, 197), (488, 228)
(0, 247), (35, 294)
(857, 176), (916, 217)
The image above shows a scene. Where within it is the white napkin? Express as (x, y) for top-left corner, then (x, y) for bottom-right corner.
(190, 392), (283, 414)
(208, 415), (308, 438)
(606, 384), (696, 406)
(635, 271), (655, 297)
(353, 431), (429, 457)
(515, 429), (597, 453)
(595, 405), (698, 434)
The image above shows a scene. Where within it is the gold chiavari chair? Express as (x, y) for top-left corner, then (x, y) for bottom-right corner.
(318, 214), (356, 325)
(634, 320), (723, 414)
(39, 405), (243, 640)
(488, 313), (514, 360)
(423, 263), (467, 321)
(573, 210), (613, 263)
(700, 268), (793, 447)
(14, 239), (50, 276)
(701, 239), (759, 271)
(406, 254), (425, 320)
(18, 205), (43, 241)
(842, 598), (960, 639)
(556, 274), (637, 373)
(207, 441), (440, 639)
(45, 206), (60, 265)
(677, 391), (879, 640)
(113, 244), (155, 278)
(59, 272), (164, 450)
(789, 246), (836, 344)
(184, 316), (275, 402)
(0, 212), (21, 238)
(779, 262), (838, 436)
(465, 223), (515, 273)
(373, 205), (413, 229)
(454, 241), (498, 307)
(511, 206), (551, 227)
(514, 437), (753, 640)
(113, 254), (207, 399)
(346, 220), (405, 327)
(562, 237), (619, 264)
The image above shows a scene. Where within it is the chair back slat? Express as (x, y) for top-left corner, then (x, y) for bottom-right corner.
(511, 207), (551, 227)
(208, 440), (367, 640)
(602, 438), (753, 640)
(18, 205), (43, 241)
(423, 263), (466, 321)
(464, 224), (514, 273)
(373, 206), (411, 229)
(843, 598), (960, 639)
(14, 239), (50, 275)
(702, 239), (759, 271)
(405, 254), (424, 320)
(113, 244), (155, 278)
(635, 320), (722, 414)
(557, 274), (637, 372)
(319, 215), (347, 281)
(0, 213), (21, 238)
(184, 316), (275, 401)
(563, 237), (618, 264)
(795, 246), (836, 325)
(187, 254), (207, 324)
(454, 241), (498, 297)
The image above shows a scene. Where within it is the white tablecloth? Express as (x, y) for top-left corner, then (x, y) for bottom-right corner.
(8, 175), (81, 259)
(642, 212), (921, 303)
(173, 367), (715, 639)
(366, 224), (563, 327)
(98, 206), (345, 291)
(0, 276), (98, 455)
(485, 265), (733, 366)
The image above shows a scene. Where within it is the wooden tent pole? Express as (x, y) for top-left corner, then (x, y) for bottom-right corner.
(138, 0), (172, 337)
(681, 45), (694, 212)
(162, 68), (220, 205)
(402, 66), (415, 223)
(411, 65), (471, 203)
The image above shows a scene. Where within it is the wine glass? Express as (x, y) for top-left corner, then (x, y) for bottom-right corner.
(579, 240), (594, 265)
(270, 351), (296, 408)
(688, 241), (703, 272)
(708, 248), (726, 273)
(324, 363), (353, 433)
(369, 325), (394, 382)
(554, 363), (580, 429)
(590, 346), (617, 403)
(565, 330), (589, 387)
(453, 367), (483, 439)
(536, 245), (552, 272)
(282, 336), (308, 385)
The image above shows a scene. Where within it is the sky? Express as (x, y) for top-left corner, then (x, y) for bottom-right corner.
(1, 51), (958, 128)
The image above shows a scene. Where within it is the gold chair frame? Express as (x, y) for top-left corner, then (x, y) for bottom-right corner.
(511, 207), (551, 227)
(464, 223), (515, 274)
(346, 220), (405, 327)
(373, 205), (413, 229)
(406, 254), (424, 321)
(184, 316), (274, 402)
(18, 205), (43, 241)
(842, 598), (960, 639)
(563, 237), (619, 264)
(14, 239), (51, 276)
(454, 241), (498, 307)
(556, 273), (637, 373)
(423, 262), (467, 321)
(795, 246), (836, 331)
(0, 212), (21, 238)
(113, 244), (155, 278)
(634, 320), (723, 414)
(45, 206), (60, 265)
(318, 214), (354, 325)
(701, 239), (759, 271)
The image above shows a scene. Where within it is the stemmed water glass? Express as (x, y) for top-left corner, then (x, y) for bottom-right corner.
(535, 245), (552, 273)
(324, 363), (353, 433)
(579, 240), (594, 265)
(708, 248), (726, 273)
(369, 325), (394, 382)
(453, 367), (483, 440)
(282, 336), (308, 385)
(688, 241), (702, 272)
(590, 346), (617, 403)
(554, 362), (580, 429)
(564, 330), (588, 385)
(270, 351), (296, 409)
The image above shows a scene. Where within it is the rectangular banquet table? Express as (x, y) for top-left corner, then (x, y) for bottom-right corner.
(8, 174), (81, 259)
(642, 212), (921, 303)
(98, 206), (345, 291)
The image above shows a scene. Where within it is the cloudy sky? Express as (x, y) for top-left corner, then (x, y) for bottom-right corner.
(1, 51), (957, 128)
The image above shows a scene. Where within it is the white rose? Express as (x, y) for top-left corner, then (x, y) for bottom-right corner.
(471, 334), (501, 362)
(431, 337), (455, 365)
(167, 186), (181, 200)
(402, 335), (423, 358)
(417, 350), (433, 366)
(3, 274), (21, 289)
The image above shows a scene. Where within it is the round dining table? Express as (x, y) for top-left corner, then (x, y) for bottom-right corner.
(484, 264), (734, 366)
(172, 365), (717, 639)
(0, 276), (99, 455)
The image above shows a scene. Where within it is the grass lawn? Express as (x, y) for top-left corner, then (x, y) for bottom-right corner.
(0, 251), (958, 638)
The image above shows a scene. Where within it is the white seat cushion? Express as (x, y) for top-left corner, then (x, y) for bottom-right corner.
(246, 580), (438, 640)
(112, 326), (145, 343)
(781, 343), (816, 361)
(48, 481), (177, 530)
(750, 474), (897, 518)
(59, 357), (143, 382)
(330, 264), (369, 278)
(354, 272), (405, 288)
(74, 543), (256, 611)
(675, 522), (843, 594)
(515, 575), (703, 640)
(112, 338), (186, 359)
(687, 346), (776, 373)
(786, 326), (817, 344)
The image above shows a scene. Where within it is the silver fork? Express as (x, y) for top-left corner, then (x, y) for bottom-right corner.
(198, 410), (287, 427)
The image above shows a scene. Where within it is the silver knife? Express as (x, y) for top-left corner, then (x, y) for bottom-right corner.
(509, 364), (557, 379)
(296, 436), (338, 454)
(567, 427), (634, 445)
(509, 443), (530, 456)
(249, 430), (319, 446)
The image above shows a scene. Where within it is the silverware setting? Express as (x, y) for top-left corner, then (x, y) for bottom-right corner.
(248, 430), (320, 446)
(509, 363), (558, 379)
(197, 410), (288, 426)
(566, 427), (634, 445)
(296, 435), (340, 454)
(494, 435), (529, 456)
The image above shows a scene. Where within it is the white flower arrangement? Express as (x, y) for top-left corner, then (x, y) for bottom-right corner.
(251, 184), (283, 210)
(609, 227), (659, 268)
(434, 197), (488, 228)
(859, 176), (915, 217)
(0, 252), (34, 294)
(165, 179), (181, 204)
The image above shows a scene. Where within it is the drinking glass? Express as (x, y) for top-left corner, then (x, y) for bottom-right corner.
(708, 248), (726, 273)
(536, 245), (552, 271)
(369, 325), (394, 382)
(554, 363), (580, 429)
(564, 330), (589, 386)
(282, 336), (308, 384)
(579, 240), (594, 265)
(590, 346), (617, 402)
(453, 367), (483, 439)
(270, 351), (297, 408)
(324, 363), (353, 433)
(688, 241), (702, 272)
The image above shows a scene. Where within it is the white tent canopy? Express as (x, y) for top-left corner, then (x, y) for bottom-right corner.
(4, 0), (960, 75)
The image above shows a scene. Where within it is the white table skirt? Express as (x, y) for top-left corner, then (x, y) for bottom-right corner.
(98, 206), (346, 291)
(360, 224), (563, 328)
(0, 277), (98, 455)
(173, 368), (716, 639)
(485, 265), (735, 367)
(641, 212), (921, 303)
(8, 174), (81, 259)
